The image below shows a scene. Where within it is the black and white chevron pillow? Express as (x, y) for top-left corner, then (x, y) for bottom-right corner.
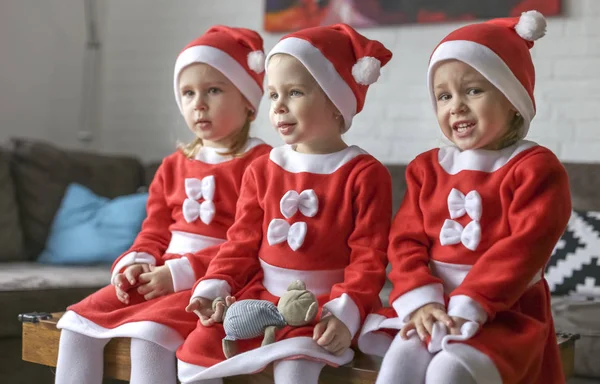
(545, 210), (600, 299)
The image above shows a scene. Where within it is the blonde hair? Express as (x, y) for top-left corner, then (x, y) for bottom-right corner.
(492, 113), (524, 150)
(178, 113), (253, 159)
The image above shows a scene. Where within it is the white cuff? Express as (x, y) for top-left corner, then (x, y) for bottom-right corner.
(165, 257), (196, 292)
(447, 295), (488, 324)
(392, 283), (445, 322)
(191, 279), (231, 302)
(322, 293), (361, 338)
(111, 252), (156, 284)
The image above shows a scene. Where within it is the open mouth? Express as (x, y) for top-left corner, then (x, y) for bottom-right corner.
(452, 121), (476, 138)
(277, 122), (296, 135)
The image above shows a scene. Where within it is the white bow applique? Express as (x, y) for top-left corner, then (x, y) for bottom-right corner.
(267, 219), (307, 251)
(439, 219), (481, 251)
(267, 189), (319, 251)
(447, 189), (482, 221)
(439, 188), (482, 251)
(182, 176), (216, 225)
(280, 189), (319, 219)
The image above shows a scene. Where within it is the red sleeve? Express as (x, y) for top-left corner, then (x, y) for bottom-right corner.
(192, 166), (263, 298)
(111, 160), (174, 273)
(449, 152), (571, 322)
(324, 162), (392, 335)
(387, 160), (445, 322)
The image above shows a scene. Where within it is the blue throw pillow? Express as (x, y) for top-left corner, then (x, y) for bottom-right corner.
(38, 183), (148, 265)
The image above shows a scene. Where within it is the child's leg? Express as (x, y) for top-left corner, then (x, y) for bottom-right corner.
(130, 338), (177, 384)
(55, 329), (109, 384)
(376, 333), (433, 384)
(273, 359), (325, 384)
(425, 350), (476, 384)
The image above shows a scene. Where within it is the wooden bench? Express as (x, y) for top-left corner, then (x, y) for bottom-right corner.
(22, 312), (578, 383)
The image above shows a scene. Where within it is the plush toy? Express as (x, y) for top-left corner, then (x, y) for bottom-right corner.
(213, 280), (318, 358)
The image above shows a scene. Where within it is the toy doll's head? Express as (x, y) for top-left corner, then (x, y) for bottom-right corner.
(277, 280), (318, 327)
(428, 11), (546, 151)
(174, 26), (265, 157)
(265, 24), (392, 153)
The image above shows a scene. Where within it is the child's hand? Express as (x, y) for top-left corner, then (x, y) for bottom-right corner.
(186, 297), (225, 326)
(400, 303), (454, 341)
(313, 315), (352, 356)
(137, 265), (174, 300)
(449, 316), (469, 335)
(112, 263), (151, 304)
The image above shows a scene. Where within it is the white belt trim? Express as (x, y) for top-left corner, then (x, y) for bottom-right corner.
(430, 259), (543, 294)
(165, 231), (225, 255)
(260, 259), (344, 297)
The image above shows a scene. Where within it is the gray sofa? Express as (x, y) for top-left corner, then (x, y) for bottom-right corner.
(1, 138), (599, 383)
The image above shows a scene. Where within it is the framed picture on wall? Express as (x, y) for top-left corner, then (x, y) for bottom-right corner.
(264, 0), (561, 32)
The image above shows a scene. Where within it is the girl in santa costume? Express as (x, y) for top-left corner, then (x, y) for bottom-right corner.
(176, 24), (393, 384)
(54, 26), (271, 384)
(357, 10), (572, 384)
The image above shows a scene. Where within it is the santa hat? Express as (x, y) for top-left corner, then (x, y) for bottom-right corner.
(266, 23), (392, 132)
(174, 26), (265, 113)
(427, 10), (547, 137)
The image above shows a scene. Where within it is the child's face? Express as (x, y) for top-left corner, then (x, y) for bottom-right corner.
(179, 63), (250, 148)
(432, 60), (516, 151)
(267, 55), (342, 153)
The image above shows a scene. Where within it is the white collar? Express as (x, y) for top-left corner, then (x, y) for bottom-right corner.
(269, 145), (367, 174)
(438, 140), (538, 174)
(193, 137), (265, 164)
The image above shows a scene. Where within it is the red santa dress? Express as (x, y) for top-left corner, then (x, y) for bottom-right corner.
(176, 144), (392, 382)
(57, 139), (270, 352)
(358, 140), (571, 384)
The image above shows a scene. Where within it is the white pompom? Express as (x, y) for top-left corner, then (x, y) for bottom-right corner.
(352, 56), (381, 85)
(514, 10), (547, 41)
(247, 50), (265, 74)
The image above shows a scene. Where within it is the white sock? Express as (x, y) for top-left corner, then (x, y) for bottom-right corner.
(376, 333), (433, 384)
(425, 351), (476, 384)
(129, 338), (177, 384)
(273, 359), (325, 384)
(55, 330), (109, 384)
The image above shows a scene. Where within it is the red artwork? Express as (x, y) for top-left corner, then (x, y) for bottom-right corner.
(264, 0), (561, 32)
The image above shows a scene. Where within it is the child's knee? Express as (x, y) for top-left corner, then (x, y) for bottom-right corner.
(426, 351), (475, 384)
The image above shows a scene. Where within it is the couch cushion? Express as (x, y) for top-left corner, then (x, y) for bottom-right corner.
(0, 262), (110, 338)
(0, 262), (110, 292)
(0, 150), (25, 261)
(564, 163), (600, 212)
(38, 183), (148, 265)
(10, 138), (145, 259)
(552, 297), (600, 378)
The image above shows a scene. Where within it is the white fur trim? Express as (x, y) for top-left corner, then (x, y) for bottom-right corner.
(391, 283), (445, 322)
(443, 340), (503, 384)
(111, 252), (156, 284)
(269, 145), (366, 174)
(165, 231), (225, 255)
(428, 320), (480, 353)
(165, 257), (196, 292)
(259, 259), (344, 297)
(177, 336), (353, 381)
(322, 293), (361, 337)
(447, 295), (488, 324)
(437, 140), (537, 174)
(191, 279), (231, 301)
(428, 40), (535, 137)
(193, 138), (266, 164)
(430, 260), (472, 293)
(357, 314), (399, 357)
(174, 45), (263, 112)
(247, 50), (265, 74)
(352, 56), (381, 85)
(267, 37), (357, 131)
(515, 10), (547, 41)
(57, 310), (184, 351)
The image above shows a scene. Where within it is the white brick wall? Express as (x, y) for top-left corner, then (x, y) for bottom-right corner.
(2, 0), (600, 163)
